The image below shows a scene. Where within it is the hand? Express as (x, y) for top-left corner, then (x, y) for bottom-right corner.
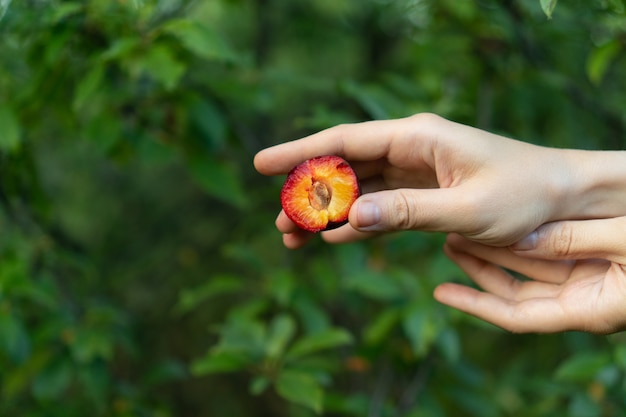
(255, 113), (601, 249)
(434, 217), (626, 334)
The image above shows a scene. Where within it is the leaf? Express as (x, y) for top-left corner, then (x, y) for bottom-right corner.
(190, 350), (254, 375)
(363, 309), (401, 346)
(0, 106), (21, 152)
(226, 299), (270, 322)
(73, 64), (105, 111)
(436, 328), (461, 363)
(32, 362), (72, 400)
(402, 306), (438, 358)
(70, 328), (114, 363)
(222, 242), (266, 270)
(140, 44), (186, 90)
(0, 0), (9, 21)
(144, 360), (187, 386)
(586, 40), (621, 85)
(0, 310), (30, 362)
(84, 114), (122, 153)
(44, 30), (70, 67)
(187, 154), (248, 208)
(615, 344), (626, 370)
(275, 370), (323, 414)
(100, 37), (141, 62)
(540, 0), (558, 19)
(161, 18), (237, 62)
(341, 80), (390, 120)
(286, 328), (352, 360)
(175, 275), (243, 314)
(293, 296), (331, 334)
(567, 393), (601, 417)
(188, 96), (227, 149)
(215, 317), (267, 356)
(250, 376), (270, 395)
(49, 2), (83, 23)
(2, 350), (51, 400)
(265, 314), (296, 359)
(342, 270), (403, 301)
(555, 352), (611, 382)
(268, 270), (296, 307)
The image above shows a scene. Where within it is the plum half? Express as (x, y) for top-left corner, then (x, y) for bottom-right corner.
(280, 155), (361, 233)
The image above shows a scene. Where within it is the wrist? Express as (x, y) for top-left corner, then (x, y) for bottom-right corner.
(558, 149), (626, 220)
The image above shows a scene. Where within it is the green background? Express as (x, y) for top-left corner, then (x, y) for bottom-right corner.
(1, 0), (625, 416)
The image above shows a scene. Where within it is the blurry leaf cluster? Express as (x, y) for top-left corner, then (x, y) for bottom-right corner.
(0, 0), (625, 416)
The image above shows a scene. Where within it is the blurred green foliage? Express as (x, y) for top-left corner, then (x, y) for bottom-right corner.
(1, 0), (625, 416)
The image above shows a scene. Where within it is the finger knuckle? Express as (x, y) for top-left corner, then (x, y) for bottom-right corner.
(549, 224), (575, 257)
(408, 112), (446, 127)
(391, 191), (414, 229)
(327, 124), (353, 155)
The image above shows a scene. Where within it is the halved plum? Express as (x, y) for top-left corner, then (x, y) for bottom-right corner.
(280, 156), (361, 233)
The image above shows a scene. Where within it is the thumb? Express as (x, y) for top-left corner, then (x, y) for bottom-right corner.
(510, 217), (626, 263)
(348, 188), (468, 234)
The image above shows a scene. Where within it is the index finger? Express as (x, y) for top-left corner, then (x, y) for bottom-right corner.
(253, 117), (414, 176)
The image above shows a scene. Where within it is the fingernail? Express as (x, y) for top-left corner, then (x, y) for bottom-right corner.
(511, 231), (538, 251)
(356, 200), (381, 230)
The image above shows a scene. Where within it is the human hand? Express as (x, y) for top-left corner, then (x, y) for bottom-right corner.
(255, 113), (612, 249)
(434, 217), (626, 334)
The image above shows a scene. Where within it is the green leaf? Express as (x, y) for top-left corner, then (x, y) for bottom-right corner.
(250, 376), (270, 395)
(342, 270), (403, 301)
(100, 37), (141, 62)
(286, 328), (352, 360)
(2, 350), (51, 400)
(540, 0), (558, 19)
(586, 40), (621, 85)
(190, 350), (254, 375)
(213, 316), (267, 358)
(84, 114), (122, 153)
(44, 31), (70, 67)
(0, 1), (9, 20)
(268, 270), (296, 307)
(140, 44), (186, 90)
(161, 18), (237, 62)
(275, 370), (323, 414)
(187, 154), (248, 208)
(402, 306), (438, 358)
(73, 64), (105, 111)
(0, 106), (21, 152)
(188, 96), (227, 149)
(226, 299), (270, 322)
(615, 344), (626, 370)
(363, 309), (401, 346)
(49, 2), (83, 23)
(293, 296), (331, 334)
(175, 275), (243, 314)
(70, 328), (114, 363)
(266, 314), (296, 359)
(341, 81), (390, 120)
(32, 362), (72, 400)
(436, 328), (461, 363)
(555, 352), (611, 382)
(568, 393), (601, 417)
(0, 310), (30, 362)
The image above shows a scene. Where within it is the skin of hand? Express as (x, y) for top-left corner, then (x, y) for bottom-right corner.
(254, 113), (626, 249)
(435, 216), (626, 334)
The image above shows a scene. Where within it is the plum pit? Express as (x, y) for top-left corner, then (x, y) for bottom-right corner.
(309, 179), (332, 211)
